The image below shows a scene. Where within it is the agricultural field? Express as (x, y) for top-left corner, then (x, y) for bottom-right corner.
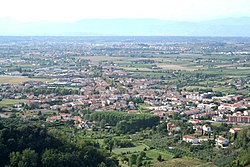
(0, 99), (27, 108)
(113, 143), (173, 166)
(16, 109), (58, 117)
(156, 63), (204, 71)
(81, 56), (130, 63)
(112, 144), (148, 155)
(0, 76), (51, 84)
(122, 67), (153, 72)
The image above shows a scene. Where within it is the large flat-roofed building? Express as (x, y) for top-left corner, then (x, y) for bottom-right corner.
(228, 115), (250, 123)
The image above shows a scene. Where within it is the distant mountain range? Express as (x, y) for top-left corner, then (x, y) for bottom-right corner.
(1, 17), (250, 36)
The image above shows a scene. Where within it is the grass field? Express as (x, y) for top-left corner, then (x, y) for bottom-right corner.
(156, 63), (204, 71)
(0, 99), (27, 107)
(113, 143), (214, 166)
(145, 149), (173, 162)
(81, 56), (129, 63)
(182, 85), (235, 93)
(122, 67), (153, 72)
(0, 76), (51, 84)
(191, 68), (250, 76)
(132, 71), (166, 78)
(18, 109), (58, 117)
(112, 144), (148, 154)
(154, 158), (217, 167)
(113, 144), (173, 165)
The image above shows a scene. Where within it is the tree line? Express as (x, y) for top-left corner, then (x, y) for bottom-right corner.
(88, 111), (160, 134)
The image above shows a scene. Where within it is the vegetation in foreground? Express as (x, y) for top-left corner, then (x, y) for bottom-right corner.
(0, 119), (118, 167)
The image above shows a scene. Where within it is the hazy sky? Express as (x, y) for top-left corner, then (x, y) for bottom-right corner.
(0, 0), (250, 22)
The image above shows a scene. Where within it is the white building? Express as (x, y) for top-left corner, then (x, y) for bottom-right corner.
(183, 135), (199, 144)
(212, 116), (222, 122)
(216, 136), (229, 147)
(203, 124), (212, 133)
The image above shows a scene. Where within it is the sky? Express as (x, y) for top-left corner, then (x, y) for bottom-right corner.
(0, 0), (250, 22)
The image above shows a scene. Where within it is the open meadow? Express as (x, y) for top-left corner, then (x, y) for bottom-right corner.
(154, 158), (217, 167)
(0, 76), (51, 84)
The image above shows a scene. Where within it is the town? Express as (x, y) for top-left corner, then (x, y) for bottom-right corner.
(0, 36), (250, 167)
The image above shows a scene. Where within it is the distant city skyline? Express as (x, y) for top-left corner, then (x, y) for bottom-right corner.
(0, 0), (250, 23)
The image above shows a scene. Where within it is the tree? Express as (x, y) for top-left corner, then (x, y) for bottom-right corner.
(109, 139), (114, 153)
(0, 142), (9, 166)
(9, 148), (38, 167)
(140, 151), (146, 158)
(38, 111), (42, 116)
(234, 126), (250, 166)
(90, 111), (160, 134)
(235, 126), (250, 149)
(173, 112), (179, 120)
(0, 123), (118, 167)
(9, 113), (17, 118)
(157, 154), (162, 162)
(136, 155), (142, 167)
(42, 149), (80, 167)
(238, 147), (250, 166)
(103, 138), (114, 153)
(157, 122), (167, 133)
(100, 119), (106, 129)
(98, 162), (107, 167)
(129, 154), (137, 167)
(9, 151), (21, 167)
(41, 149), (59, 167)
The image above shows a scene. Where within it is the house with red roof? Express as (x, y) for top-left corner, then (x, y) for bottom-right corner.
(188, 119), (202, 125)
(128, 110), (138, 113)
(182, 109), (201, 116)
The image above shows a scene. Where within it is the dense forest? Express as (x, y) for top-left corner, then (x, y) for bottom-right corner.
(0, 118), (118, 167)
(88, 111), (160, 133)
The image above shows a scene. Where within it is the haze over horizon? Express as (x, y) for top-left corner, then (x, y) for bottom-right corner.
(1, 0), (250, 36)
(1, 0), (250, 22)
